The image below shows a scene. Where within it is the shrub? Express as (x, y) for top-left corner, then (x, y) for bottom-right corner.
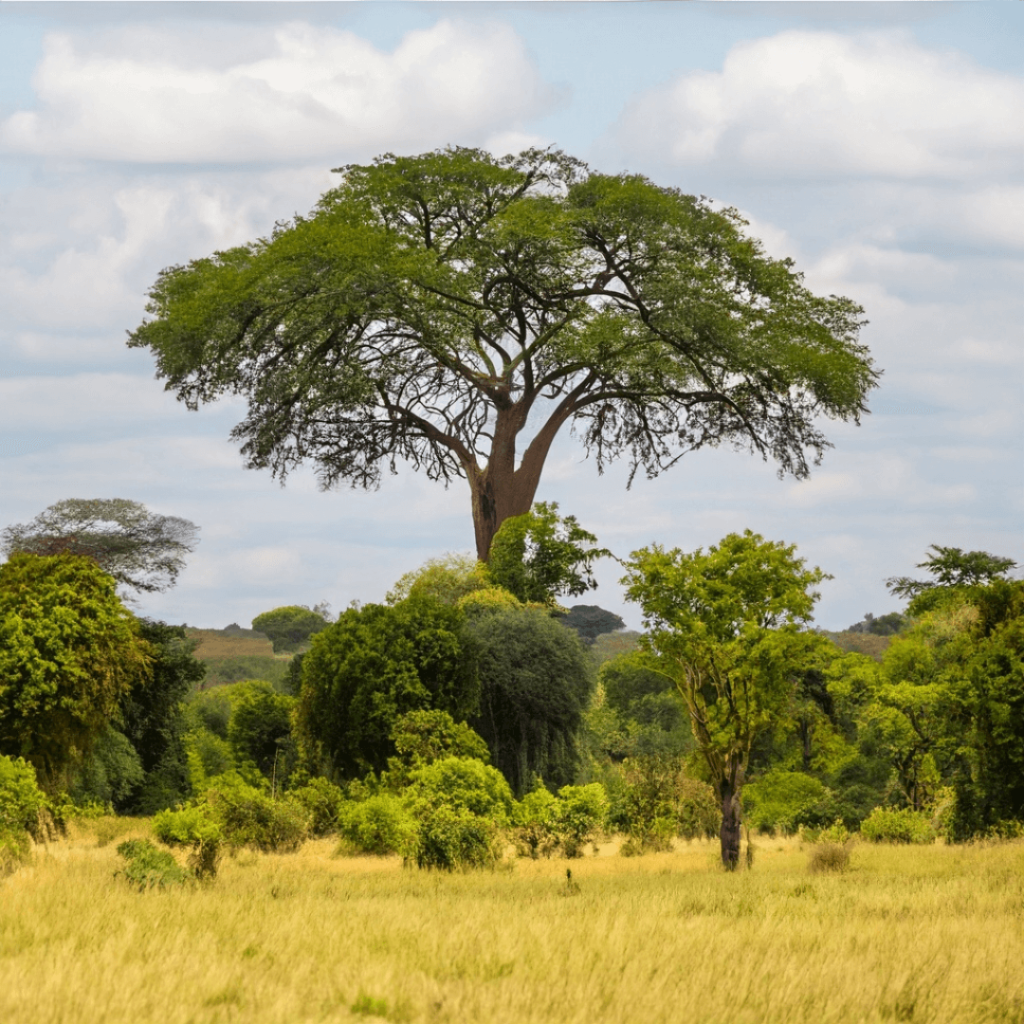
(860, 806), (936, 844)
(808, 820), (854, 874)
(205, 774), (309, 853)
(511, 786), (560, 859)
(616, 756), (719, 854)
(0, 755), (50, 874)
(116, 839), (190, 890)
(551, 783), (608, 857)
(290, 777), (345, 837)
(413, 805), (501, 871)
(744, 770), (838, 835)
(152, 803), (224, 880)
(409, 757), (516, 824)
(389, 710), (490, 779)
(809, 841), (852, 874)
(338, 794), (417, 856)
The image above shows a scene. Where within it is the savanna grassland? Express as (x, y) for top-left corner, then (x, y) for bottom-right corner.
(4, 826), (1024, 1024)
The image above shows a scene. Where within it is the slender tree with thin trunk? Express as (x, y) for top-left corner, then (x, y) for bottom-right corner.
(622, 530), (831, 869)
(128, 147), (877, 560)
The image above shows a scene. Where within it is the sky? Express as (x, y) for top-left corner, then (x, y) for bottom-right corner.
(1, 1), (1021, 633)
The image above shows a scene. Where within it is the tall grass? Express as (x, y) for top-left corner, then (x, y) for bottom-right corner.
(2, 828), (1024, 1023)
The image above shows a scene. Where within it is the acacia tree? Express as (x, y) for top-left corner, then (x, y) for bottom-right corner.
(2, 498), (199, 596)
(128, 147), (877, 560)
(622, 531), (830, 869)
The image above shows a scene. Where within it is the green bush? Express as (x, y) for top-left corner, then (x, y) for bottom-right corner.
(387, 710), (490, 785)
(0, 755), (49, 874)
(615, 756), (720, 854)
(206, 774), (309, 853)
(409, 757), (516, 824)
(338, 794), (417, 856)
(551, 783), (608, 857)
(511, 786), (560, 859)
(413, 805), (501, 871)
(290, 777), (345, 837)
(152, 803), (224, 880)
(116, 839), (190, 890)
(744, 770), (838, 835)
(860, 806), (936, 844)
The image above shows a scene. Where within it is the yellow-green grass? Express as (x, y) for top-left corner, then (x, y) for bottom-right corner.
(185, 631), (277, 660)
(3, 826), (1024, 1024)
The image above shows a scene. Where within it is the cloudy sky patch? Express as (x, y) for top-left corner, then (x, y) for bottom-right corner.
(1, 2), (1020, 632)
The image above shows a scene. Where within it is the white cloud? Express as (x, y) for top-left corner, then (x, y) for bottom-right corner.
(0, 20), (554, 163)
(613, 30), (1024, 180)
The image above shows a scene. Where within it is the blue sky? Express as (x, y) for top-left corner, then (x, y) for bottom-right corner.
(1, 1), (1021, 631)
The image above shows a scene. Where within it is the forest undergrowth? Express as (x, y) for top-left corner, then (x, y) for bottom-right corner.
(3, 824), (1023, 1024)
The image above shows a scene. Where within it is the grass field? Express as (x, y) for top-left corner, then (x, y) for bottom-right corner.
(3, 826), (1023, 1024)
(186, 630), (277, 661)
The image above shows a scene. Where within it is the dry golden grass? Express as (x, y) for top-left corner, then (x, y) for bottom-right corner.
(3, 827), (1024, 1024)
(186, 631), (276, 660)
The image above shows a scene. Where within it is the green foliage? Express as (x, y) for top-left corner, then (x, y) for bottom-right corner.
(0, 498), (199, 596)
(888, 545), (1017, 617)
(205, 773), (309, 853)
(129, 147), (875, 564)
(615, 757), (720, 855)
(119, 620), (205, 814)
(71, 726), (145, 807)
(744, 770), (839, 836)
(386, 554), (490, 607)
(338, 794), (417, 856)
(289, 777), (345, 837)
(409, 756), (515, 824)
(413, 805), (501, 871)
(589, 653), (692, 761)
(152, 803), (224, 879)
(467, 605), (594, 796)
(622, 531), (831, 868)
(0, 755), (48, 873)
(116, 838), (190, 890)
(389, 709), (490, 778)
(296, 595), (479, 779)
(511, 786), (561, 859)
(488, 503), (608, 605)
(251, 605), (329, 653)
(808, 824), (853, 874)
(845, 612), (907, 637)
(557, 605), (626, 645)
(0, 553), (153, 787)
(860, 806), (936, 844)
(550, 783), (608, 858)
(228, 686), (296, 780)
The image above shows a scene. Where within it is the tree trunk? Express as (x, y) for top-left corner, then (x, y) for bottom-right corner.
(467, 396), (581, 561)
(717, 760), (744, 870)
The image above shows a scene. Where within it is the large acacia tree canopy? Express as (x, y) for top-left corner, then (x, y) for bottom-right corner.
(1, 499), (199, 596)
(129, 147), (877, 558)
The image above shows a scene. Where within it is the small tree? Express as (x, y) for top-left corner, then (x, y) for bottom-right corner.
(2, 499), (198, 596)
(251, 605), (330, 653)
(0, 553), (153, 789)
(622, 531), (830, 869)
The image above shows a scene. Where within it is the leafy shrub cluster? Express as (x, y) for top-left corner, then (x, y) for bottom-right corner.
(512, 783), (609, 859)
(0, 755), (63, 875)
(859, 806), (936, 845)
(808, 819), (854, 874)
(116, 839), (191, 890)
(613, 756), (720, 855)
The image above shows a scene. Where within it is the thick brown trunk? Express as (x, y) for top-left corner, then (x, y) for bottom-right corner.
(717, 759), (744, 871)
(469, 400), (574, 562)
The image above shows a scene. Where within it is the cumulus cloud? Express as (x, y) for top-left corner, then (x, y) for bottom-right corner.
(0, 20), (554, 163)
(613, 30), (1024, 180)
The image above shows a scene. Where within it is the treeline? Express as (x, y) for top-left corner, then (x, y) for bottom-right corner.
(1, 510), (1021, 876)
